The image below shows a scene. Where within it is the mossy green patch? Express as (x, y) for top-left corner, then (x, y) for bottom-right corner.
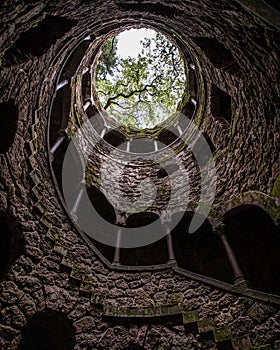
(182, 310), (199, 324)
(213, 327), (232, 342)
(272, 173), (280, 198)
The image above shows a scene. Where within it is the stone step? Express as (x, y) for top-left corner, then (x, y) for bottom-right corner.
(182, 310), (199, 325)
(197, 317), (215, 334)
(213, 326), (232, 343)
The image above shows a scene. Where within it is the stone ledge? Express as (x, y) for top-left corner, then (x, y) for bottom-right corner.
(173, 267), (280, 305)
(103, 303), (181, 318)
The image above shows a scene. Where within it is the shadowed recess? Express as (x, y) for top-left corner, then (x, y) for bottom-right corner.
(89, 111), (106, 134)
(192, 37), (240, 71)
(49, 85), (71, 145)
(18, 310), (76, 350)
(103, 129), (127, 147)
(81, 185), (118, 263)
(86, 185), (117, 225)
(130, 138), (155, 153)
(171, 211), (235, 283)
(0, 216), (24, 279)
(120, 212), (169, 265)
(157, 126), (178, 146)
(210, 84), (232, 124)
(223, 204), (280, 295)
(82, 71), (91, 100)
(3, 15), (77, 66)
(179, 102), (195, 127)
(60, 40), (91, 78)
(265, 0), (280, 11)
(0, 100), (18, 153)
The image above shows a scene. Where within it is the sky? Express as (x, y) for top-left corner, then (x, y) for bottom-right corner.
(117, 28), (156, 58)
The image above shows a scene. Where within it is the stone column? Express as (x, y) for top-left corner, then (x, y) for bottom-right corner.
(100, 127), (107, 138)
(56, 79), (69, 91)
(162, 216), (176, 263)
(166, 225), (176, 263)
(113, 227), (122, 266)
(50, 133), (66, 155)
(70, 181), (85, 221)
(154, 140), (158, 152)
(126, 140), (131, 152)
(217, 225), (247, 286)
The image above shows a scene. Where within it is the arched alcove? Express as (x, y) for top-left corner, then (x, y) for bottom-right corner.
(179, 102), (195, 126)
(171, 211), (234, 283)
(49, 85), (71, 145)
(120, 212), (168, 266)
(130, 138), (155, 153)
(52, 139), (83, 196)
(0, 100), (18, 154)
(157, 127), (178, 146)
(191, 37), (239, 71)
(86, 185), (116, 225)
(189, 68), (198, 98)
(3, 15), (77, 66)
(0, 216), (24, 279)
(83, 185), (117, 263)
(18, 310), (76, 350)
(223, 204), (280, 295)
(103, 129), (127, 148)
(210, 84), (232, 124)
(82, 71), (91, 100)
(192, 133), (216, 167)
(60, 40), (91, 78)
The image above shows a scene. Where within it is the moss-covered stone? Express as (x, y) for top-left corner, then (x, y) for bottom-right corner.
(272, 173), (280, 198)
(182, 310), (199, 324)
(213, 326), (232, 342)
(250, 345), (272, 350)
(197, 317), (215, 333)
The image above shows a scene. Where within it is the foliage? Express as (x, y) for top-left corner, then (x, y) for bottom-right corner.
(96, 37), (119, 80)
(95, 31), (186, 128)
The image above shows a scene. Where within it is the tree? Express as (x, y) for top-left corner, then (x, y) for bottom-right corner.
(96, 37), (119, 80)
(95, 31), (187, 128)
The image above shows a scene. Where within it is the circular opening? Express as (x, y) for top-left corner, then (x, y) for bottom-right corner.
(94, 28), (187, 129)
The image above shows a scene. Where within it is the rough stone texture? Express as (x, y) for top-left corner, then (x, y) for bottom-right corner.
(0, 0), (279, 349)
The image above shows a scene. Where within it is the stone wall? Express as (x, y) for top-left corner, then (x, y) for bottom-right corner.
(0, 0), (279, 349)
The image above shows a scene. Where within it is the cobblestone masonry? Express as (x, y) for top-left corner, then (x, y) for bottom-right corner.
(0, 0), (280, 349)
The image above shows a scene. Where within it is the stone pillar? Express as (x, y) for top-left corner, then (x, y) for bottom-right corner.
(83, 100), (91, 110)
(70, 181), (85, 221)
(100, 127), (107, 138)
(217, 225), (247, 286)
(166, 225), (176, 263)
(154, 140), (158, 152)
(50, 132), (67, 155)
(191, 97), (197, 107)
(177, 125), (183, 136)
(126, 140), (131, 152)
(113, 227), (122, 266)
(56, 79), (69, 91)
(162, 215), (176, 263)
